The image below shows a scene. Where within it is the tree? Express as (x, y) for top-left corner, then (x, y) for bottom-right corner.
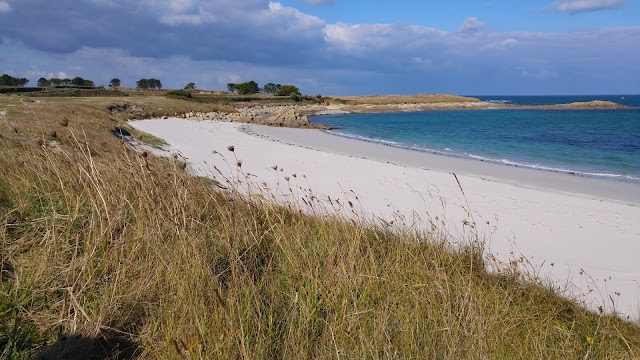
(237, 80), (260, 95)
(263, 83), (281, 95)
(49, 78), (63, 86)
(136, 79), (148, 89)
(136, 78), (162, 89)
(71, 77), (85, 86)
(37, 77), (49, 87)
(275, 84), (300, 96)
(109, 78), (121, 88)
(0, 74), (29, 87)
(184, 82), (196, 90)
(227, 83), (238, 93)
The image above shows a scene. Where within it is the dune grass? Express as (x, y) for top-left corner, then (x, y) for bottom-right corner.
(0, 95), (639, 358)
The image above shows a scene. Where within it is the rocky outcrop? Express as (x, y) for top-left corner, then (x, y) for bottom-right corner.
(555, 100), (631, 109)
(158, 99), (631, 130)
(175, 106), (327, 129)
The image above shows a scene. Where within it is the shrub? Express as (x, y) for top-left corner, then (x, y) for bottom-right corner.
(290, 93), (302, 102)
(276, 84), (300, 96)
(166, 89), (192, 99)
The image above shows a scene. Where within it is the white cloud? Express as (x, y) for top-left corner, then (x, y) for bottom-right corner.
(260, 2), (325, 29)
(1, 1), (639, 94)
(551, 0), (624, 13)
(324, 23), (444, 54)
(458, 17), (487, 32)
(486, 38), (518, 50)
(0, 1), (11, 12)
(47, 71), (70, 79)
(159, 6), (217, 25)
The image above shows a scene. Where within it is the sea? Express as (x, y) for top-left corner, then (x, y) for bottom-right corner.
(311, 95), (640, 183)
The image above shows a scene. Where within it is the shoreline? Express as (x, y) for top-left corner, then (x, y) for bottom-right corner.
(320, 128), (640, 187)
(245, 124), (640, 206)
(166, 99), (634, 128)
(130, 118), (640, 321)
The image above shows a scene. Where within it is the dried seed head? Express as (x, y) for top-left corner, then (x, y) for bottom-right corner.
(59, 117), (69, 127)
(236, 160), (243, 168)
(227, 145), (235, 152)
(180, 162), (187, 170)
(271, 165), (278, 171)
(284, 176), (290, 181)
(50, 130), (57, 139)
(142, 151), (148, 158)
(292, 173), (297, 178)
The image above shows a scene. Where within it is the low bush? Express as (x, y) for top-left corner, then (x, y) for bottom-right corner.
(166, 89), (192, 99)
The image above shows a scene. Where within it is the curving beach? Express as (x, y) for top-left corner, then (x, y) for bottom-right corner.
(131, 117), (640, 321)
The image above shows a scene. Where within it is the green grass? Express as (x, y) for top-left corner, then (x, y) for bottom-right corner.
(0, 95), (638, 358)
(121, 124), (168, 150)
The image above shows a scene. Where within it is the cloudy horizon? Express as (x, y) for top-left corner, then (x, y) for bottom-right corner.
(1, 0), (638, 95)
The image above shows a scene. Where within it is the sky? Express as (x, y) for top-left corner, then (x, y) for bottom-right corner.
(0, 0), (639, 95)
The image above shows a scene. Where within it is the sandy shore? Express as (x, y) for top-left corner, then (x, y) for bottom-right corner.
(131, 118), (640, 321)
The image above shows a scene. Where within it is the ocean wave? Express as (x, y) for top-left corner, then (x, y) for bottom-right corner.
(487, 99), (512, 105)
(323, 130), (640, 183)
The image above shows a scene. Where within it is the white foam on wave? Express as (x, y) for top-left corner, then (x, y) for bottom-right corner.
(324, 130), (640, 184)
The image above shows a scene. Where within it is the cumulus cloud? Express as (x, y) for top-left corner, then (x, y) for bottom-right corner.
(550, 0), (624, 13)
(0, 0), (326, 65)
(0, 1), (11, 12)
(0, 0), (638, 94)
(458, 17), (487, 32)
(324, 23), (445, 54)
(486, 38), (518, 50)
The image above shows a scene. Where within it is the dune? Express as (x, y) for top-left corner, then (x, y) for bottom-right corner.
(130, 118), (640, 321)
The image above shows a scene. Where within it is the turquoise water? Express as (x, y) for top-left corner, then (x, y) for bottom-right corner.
(311, 95), (640, 183)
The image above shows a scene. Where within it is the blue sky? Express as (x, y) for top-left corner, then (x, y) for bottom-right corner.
(0, 0), (639, 95)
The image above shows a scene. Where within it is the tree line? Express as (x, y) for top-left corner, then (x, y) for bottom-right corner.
(136, 78), (162, 89)
(226, 81), (300, 96)
(0, 74), (30, 87)
(2, 73), (305, 96)
(37, 76), (95, 87)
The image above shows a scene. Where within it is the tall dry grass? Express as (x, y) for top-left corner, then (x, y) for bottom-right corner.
(0, 95), (639, 359)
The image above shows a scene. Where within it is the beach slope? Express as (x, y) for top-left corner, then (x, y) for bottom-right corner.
(131, 118), (640, 321)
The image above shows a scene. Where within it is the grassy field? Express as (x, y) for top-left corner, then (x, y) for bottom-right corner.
(326, 94), (481, 105)
(1, 94), (639, 359)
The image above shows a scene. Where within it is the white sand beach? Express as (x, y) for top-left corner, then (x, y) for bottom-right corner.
(131, 118), (640, 321)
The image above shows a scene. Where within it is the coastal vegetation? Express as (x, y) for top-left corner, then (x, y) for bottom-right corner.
(0, 74), (29, 87)
(109, 78), (121, 88)
(36, 76), (96, 88)
(226, 81), (302, 97)
(0, 94), (639, 358)
(135, 78), (163, 90)
(166, 89), (193, 99)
